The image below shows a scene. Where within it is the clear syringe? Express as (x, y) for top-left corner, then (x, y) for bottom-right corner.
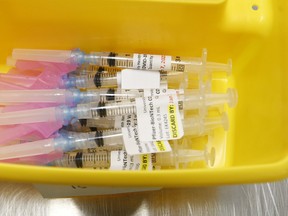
(0, 89), (237, 126)
(60, 112), (229, 148)
(64, 67), (184, 89)
(0, 113), (228, 161)
(8, 53), (221, 90)
(12, 48), (232, 74)
(50, 144), (216, 170)
(74, 87), (237, 121)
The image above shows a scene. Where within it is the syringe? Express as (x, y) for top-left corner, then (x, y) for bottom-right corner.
(12, 48), (232, 74)
(50, 145), (216, 170)
(62, 112), (229, 148)
(5, 59), (212, 90)
(64, 67), (186, 89)
(0, 65), (170, 90)
(0, 113), (228, 160)
(67, 60), (214, 90)
(0, 89), (238, 125)
(0, 88), (141, 105)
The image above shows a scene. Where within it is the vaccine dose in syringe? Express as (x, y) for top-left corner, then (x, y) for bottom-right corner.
(12, 49), (232, 74)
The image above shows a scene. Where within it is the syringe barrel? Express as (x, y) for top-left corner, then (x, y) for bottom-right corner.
(52, 146), (212, 169)
(68, 69), (170, 89)
(69, 70), (211, 91)
(70, 71), (118, 89)
(53, 149), (111, 169)
(74, 88), (143, 104)
(86, 51), (231, 75)
(83, 117), (118, 129)
(76, 101), (137, 119)
(52, 146), (123, 169)
(84, 114), (138, 129)
(86, 52), (202, 72)
(59, 128), (123, 151)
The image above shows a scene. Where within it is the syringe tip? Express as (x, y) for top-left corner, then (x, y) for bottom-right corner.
(227, 88), (238, 108)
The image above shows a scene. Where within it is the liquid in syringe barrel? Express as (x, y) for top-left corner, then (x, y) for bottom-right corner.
(53, 147), (123, 169)
(52, 147), (214, 170)
(52, 149), (180, 169)
(88, 52), (200, 72)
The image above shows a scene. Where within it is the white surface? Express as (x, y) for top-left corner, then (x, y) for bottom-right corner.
(114, 114), (138, 128)
(136, 95), (183, 141)
(120, 69), (160, 89)
(122, 127), (172, 155)
(133, 54), (171, 70)
(0, 180), (287, 215)
(110, 150), (152, 170)
(143, 89), (177, 97)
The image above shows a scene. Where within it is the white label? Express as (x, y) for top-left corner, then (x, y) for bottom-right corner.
(116, 72), (122, 87)
(143, 88), (184, 97)
(111, 89), (143, 102)
(136, 95), (184, 141)
(121, 69), (160, 89)
(143, 88), (176, 97)
(114, 114), (138, 128)
(122, 127), (172, 155)
(110, 150), (152, 170)
(133, 54), (172, 71)
(119, 89), (143, 97)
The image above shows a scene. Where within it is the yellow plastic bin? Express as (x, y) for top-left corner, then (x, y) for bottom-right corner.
(0, 0), (287, 186)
